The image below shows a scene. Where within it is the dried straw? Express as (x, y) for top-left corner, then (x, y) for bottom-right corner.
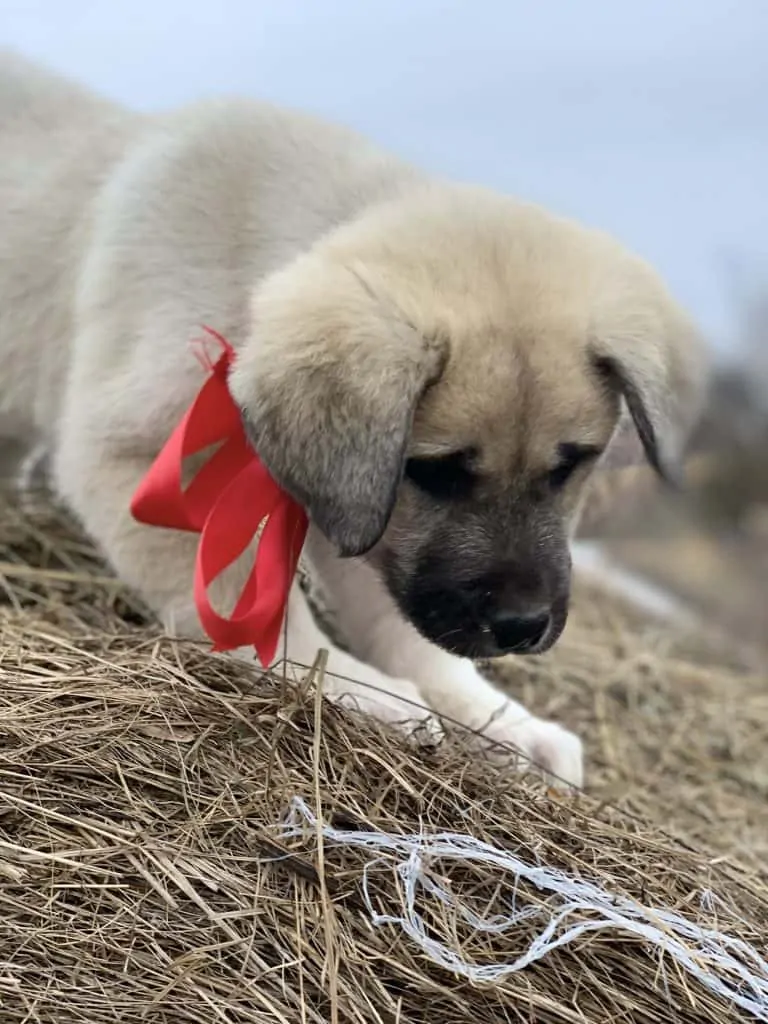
(1, 494), (767, 1023)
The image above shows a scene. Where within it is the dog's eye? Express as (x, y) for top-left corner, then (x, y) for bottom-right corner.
(547, 442), (602, 489)
(404, 450), (477, 500)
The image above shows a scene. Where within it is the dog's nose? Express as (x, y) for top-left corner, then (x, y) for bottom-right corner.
(489, 611), (550, 653)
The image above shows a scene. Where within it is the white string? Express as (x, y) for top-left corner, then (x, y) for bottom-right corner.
(278, 796), (768, 1021)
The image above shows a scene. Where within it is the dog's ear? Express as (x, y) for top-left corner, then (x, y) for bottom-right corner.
(591, 304), (708, 484)
(228, 263), (447, 557)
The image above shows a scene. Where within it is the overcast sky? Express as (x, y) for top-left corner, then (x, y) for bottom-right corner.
(4, 0), (767, 359)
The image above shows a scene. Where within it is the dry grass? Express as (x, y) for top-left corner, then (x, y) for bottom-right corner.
(1, 494), (767, 1023)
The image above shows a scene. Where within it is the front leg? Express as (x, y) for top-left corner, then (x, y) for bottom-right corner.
(271, 579), (441, 740)
(305, 534), (583, 788)
(377, 638), (583, 789)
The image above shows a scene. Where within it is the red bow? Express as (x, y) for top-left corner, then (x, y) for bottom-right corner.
(130, 327), (308, 667)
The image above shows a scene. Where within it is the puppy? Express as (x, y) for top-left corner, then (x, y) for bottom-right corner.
(0, 53), (708, 787)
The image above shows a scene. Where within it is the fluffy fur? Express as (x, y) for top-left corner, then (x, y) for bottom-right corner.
(0, 52), (709, 788)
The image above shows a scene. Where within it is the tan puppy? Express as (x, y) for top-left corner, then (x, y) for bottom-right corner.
(0, 52), (708, 787)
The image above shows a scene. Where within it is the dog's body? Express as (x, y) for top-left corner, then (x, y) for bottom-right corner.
(0, 53), (708, 787)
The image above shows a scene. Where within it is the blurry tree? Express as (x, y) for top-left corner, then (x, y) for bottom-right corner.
(689, 264), (768, 530)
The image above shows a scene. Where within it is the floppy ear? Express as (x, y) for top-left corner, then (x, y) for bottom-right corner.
(228, 263), (447, 557)
(591, 309), (708, 484)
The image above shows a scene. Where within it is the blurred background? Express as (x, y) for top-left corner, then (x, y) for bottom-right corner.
(3, 0), (768, 658)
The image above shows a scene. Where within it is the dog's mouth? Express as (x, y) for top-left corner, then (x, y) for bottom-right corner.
(431, 614), (566, 660)
(396, 588), (569, 660)
(376, 547), (571, 660)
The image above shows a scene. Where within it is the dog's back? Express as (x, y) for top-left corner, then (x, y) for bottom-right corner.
(0, 52), (141, 438)
(0, 53), (424, 447)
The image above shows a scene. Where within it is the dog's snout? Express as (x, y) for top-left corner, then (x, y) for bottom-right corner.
(488, 610), (550, 653)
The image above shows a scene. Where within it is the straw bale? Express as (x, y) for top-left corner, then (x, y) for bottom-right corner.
(0, 494), (766, 1023)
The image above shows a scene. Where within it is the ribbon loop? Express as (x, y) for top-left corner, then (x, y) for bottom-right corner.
(130, 328), (308, 666)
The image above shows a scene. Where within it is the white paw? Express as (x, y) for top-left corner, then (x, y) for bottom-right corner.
(482, 704), (584, 790)
(326, 675), (444, 747)
(234, 645), (443, 746)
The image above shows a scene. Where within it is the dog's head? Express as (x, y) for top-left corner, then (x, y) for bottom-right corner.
(229, 185), (708, 659)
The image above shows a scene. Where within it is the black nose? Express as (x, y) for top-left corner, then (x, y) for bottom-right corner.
(489, 611), (550, 653)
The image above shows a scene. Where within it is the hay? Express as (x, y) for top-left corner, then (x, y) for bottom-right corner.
(1, 494), (767, 1023)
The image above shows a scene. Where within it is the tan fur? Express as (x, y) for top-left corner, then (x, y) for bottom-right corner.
(0, 52), (709, 788)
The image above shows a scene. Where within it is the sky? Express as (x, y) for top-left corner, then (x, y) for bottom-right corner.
(4, 0), (768, 360)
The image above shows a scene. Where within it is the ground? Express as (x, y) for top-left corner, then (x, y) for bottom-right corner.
(0, 482), (766, 1023)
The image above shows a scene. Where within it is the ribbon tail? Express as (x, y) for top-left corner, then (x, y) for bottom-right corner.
(245, 502), (308, 667)
(194, 462), (308, 664)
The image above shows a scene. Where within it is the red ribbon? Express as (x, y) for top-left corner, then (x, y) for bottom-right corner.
(130, 327), (308, 667)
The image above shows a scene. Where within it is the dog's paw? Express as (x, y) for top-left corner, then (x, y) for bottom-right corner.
(481, 705), (583, 790)
(329, 677), (444, 748)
